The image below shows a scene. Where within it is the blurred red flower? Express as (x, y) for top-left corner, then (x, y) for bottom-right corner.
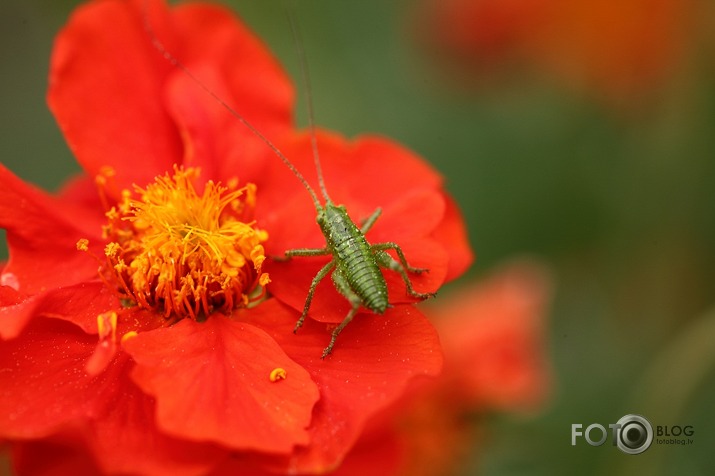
(418, 0), (550, 64)
(0, 0), (472, 474)
(331, 261), (552, 476)
(416, 0), (697, 104)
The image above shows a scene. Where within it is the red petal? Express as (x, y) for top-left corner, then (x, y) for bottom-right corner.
(87, 359), (227, 476)
(167, 2), (293, 181)
(431, 193), (474, 282)
(57, 174), (107, 221)
(343, 135), (444, 211)
(12, 436), (101, 476)
(366, 188), (446, 243)
(3, 337), (225, 476)
(48, 0), (295, 193)
(48, 0), (180, 193)
(255, 131), (443, 230)
(0, 318), (110, 438)
(0, 165), (104, 294)
(325, 427), (403, 476)
(241, 299), (443, 473)
(210, 430), (403, 476)
(123, 315), (319, 453)
(256, 132), (443, 213)
(0, 285), (24, 307)
(0, 281), (117, 340)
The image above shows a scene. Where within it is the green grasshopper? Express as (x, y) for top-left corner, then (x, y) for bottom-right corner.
(144, 2), (435, 357)
(283, 191), (435, 358)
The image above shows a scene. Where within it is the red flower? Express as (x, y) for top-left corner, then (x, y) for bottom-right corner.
(416, 0), (698, 104)
(0, 0), (472, 474)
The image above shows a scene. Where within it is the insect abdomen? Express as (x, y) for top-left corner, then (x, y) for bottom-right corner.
(323, 205), (388, 313)
(339, 237), (388, 313)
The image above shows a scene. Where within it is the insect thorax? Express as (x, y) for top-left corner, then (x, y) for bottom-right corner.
(317, 203), (358, 247)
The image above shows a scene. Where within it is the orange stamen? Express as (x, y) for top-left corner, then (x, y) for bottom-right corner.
(102, 166), (269, 320)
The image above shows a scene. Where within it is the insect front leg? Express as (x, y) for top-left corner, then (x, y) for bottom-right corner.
(294, 259), (335, 333)
(323, 268), (363, 358)
(373, 248), (435, 300)
(359, 207), (382, 233)
(274, 247), (330, 261)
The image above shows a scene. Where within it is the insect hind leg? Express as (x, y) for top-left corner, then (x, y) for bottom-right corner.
(294, 259), (335, 333)
(371, 242), (429, 273)
(373, 248), (435, 300)
(322, 268), (363, 358)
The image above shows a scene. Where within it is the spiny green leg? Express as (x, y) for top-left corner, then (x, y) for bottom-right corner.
(294, 259), (335, 333)
(322, 268), (362, 358)
(374, 249), (435, 299)
(274, 247), (330, 261)
(371, 242), (429, 273)
(359, 207), (382, 233)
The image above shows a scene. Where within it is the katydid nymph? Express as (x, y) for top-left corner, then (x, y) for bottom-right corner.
(144, 2), (435, 357)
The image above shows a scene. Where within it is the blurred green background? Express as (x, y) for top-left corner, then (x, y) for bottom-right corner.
(1, 1), (714, 475)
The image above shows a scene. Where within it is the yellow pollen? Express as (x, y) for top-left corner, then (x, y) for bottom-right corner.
(76, 239), (89, 251)
(121, 331), (138, 344)
(269, 367), (287, 382)
(102, 166), (269, 320)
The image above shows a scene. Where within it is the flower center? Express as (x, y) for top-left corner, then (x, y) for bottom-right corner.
(102, 166), (269, 320)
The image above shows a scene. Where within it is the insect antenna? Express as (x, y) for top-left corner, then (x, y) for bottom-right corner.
(140, 0), (322, 211)
(284, 1), (332, 204)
